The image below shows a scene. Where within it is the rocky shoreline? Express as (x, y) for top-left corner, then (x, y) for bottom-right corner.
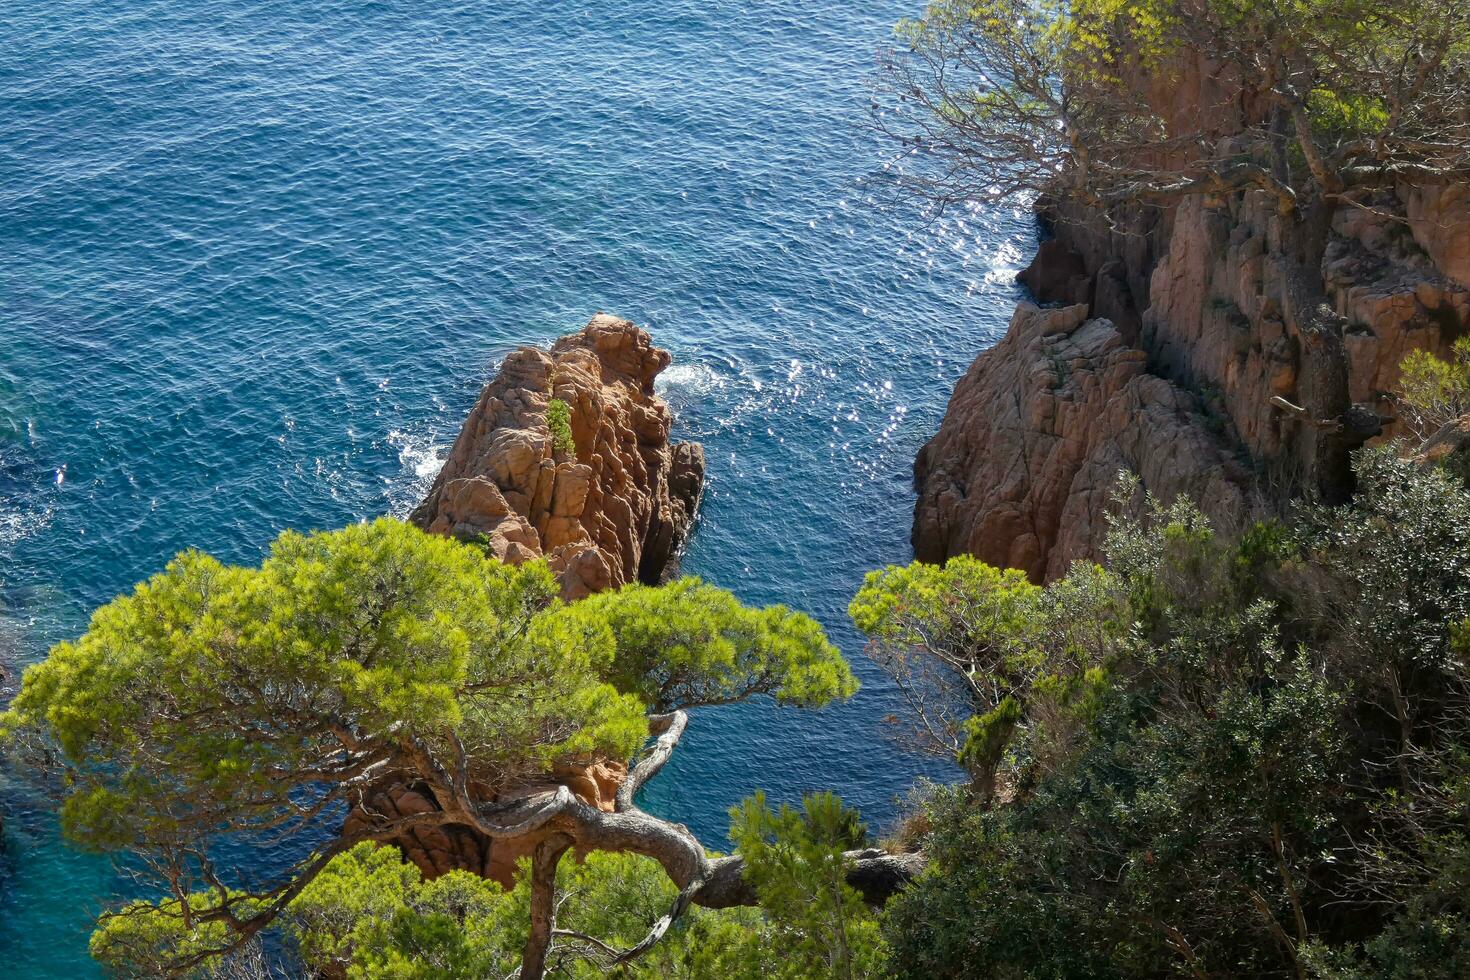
(914, 52), (1470, 579)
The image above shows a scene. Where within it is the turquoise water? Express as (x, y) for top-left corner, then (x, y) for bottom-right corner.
(0, 1), (1030, 973)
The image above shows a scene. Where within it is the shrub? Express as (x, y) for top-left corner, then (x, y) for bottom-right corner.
(880, 451), (1470, 978)
(547, 398), (576, 455)
(1398, 338), (1470, 442)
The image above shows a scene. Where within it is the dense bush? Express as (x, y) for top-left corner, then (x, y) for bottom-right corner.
(1398, 339), (1470, 442)
(873, 450), (1470, 978)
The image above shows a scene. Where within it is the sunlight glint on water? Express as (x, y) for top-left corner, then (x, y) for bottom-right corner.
(0, 1), (1032, 973)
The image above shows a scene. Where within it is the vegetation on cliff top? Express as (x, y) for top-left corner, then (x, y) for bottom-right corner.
(878, 0), (1470, 210)
(872, 450), (1470, 978)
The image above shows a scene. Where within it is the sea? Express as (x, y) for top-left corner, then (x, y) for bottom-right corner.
(0, 1), (1031, 973)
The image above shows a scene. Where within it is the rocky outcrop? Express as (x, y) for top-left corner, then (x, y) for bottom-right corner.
(352, 317), (702, 884)
(341, 760), (626, 885)
(914, 303), (1251, 580)
(412, 314), (704, 600)
(915, 56), (1469, 579)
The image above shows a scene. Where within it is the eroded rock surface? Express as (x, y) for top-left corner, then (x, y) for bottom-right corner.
(914, 303), (1250, 580)
(411, 314), (704, 600)
(915, 51), (1469, 581)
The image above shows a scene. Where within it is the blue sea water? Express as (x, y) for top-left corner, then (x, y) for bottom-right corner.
(0, 1), (1031, 973)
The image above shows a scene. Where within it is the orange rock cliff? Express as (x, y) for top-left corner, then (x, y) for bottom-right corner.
(914, 54), (1470, 581)
(411, 313), (704, 600)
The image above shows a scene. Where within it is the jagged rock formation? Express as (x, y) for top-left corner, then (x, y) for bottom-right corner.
(914, 302), (1251, 581)
(915, 52), (1470, 580)
(356, 316), (702, 885)
(412, 314), (704, 600)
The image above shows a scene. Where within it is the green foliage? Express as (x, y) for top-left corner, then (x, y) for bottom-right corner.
(287, 843), (519, 979)
(90, 893), (268, 979)
(223, 828), (880, 980)
(573, 577), (857, 713)
(881, 452), (1470, 978)
(886, 0), (1470, 209)
(850, 557), (1046, 778)
(730, 791), (888, 980)
(1, 519), (645, 859)
(1398, 338), (1470, 441)
(1, 518), (859, 976)
(546, 398), (576, 456)
(1307, 88), (1391, 139)
(956, 695), (1020, 790)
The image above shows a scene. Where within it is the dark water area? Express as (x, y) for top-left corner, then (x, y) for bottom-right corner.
(0, 0), (1031, 973)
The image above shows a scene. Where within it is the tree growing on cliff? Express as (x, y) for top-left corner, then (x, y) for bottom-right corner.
(850, 552), (1124, 799)
(1, 518), (916, 978)
(1398, 337), (1470, 441)
(877, 0), (1470, 212)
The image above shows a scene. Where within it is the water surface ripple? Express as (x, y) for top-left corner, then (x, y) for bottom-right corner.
(0, 1), (1031, 972)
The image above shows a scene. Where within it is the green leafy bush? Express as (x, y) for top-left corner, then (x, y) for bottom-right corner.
(547, 398), (575, 455)
(1398, 338), (1470, 441)
(880, 450), (1470, 978)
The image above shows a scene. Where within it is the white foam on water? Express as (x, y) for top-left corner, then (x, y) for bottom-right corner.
(385, 429), (447, 518)
(0, 505), (51, 550)
(656, 362), (726, 400)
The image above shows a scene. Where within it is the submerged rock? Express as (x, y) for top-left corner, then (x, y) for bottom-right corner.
(412, 314), (704, 600)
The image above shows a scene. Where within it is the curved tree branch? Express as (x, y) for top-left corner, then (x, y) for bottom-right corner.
(617, 711), (688, 810)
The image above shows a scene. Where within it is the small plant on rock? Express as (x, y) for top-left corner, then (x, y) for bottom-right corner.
(547, 398), (576, 456)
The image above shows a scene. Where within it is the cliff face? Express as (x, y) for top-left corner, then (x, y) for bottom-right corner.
(915, 60), (1470, 579)
(411, 314), (704, 600)
(913, 302), (1251, 581)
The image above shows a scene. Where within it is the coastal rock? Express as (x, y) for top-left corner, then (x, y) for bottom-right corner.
(1403, 183), (1470, 289)
(916, 53), (1469, 579)
(1017, 239), (1092, 308)
(412, 314), (704, 600)
(913, 303), (1250, 581)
